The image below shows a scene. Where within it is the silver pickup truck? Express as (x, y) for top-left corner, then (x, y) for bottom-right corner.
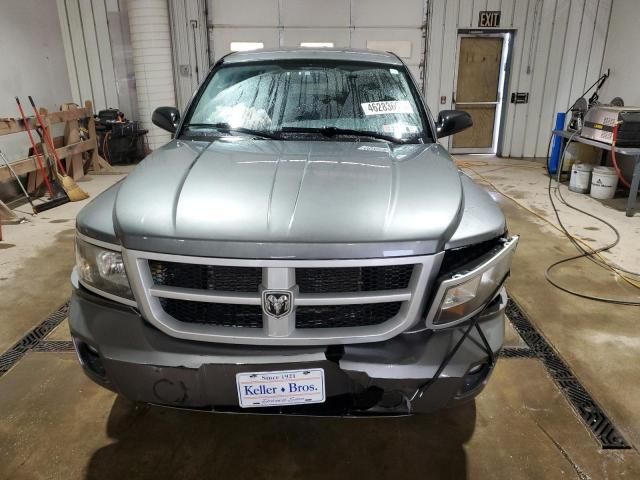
(70, 48), (518, 415)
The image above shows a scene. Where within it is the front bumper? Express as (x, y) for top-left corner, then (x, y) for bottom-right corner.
(69, 285), (506, 415)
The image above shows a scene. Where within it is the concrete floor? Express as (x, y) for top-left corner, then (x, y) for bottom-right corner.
(0, 168), (132, 354)
(455, 155), (640, 271)
(1, 159), (639, 479)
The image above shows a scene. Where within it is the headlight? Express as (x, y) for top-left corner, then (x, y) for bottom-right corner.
(427, 236), (518, 328)
(75, 236), (134, 302)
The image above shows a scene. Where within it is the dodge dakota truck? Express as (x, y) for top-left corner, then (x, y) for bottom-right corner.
(70, 48), (518, 415)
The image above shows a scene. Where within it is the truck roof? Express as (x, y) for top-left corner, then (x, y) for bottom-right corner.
(222, 47), (403, 66)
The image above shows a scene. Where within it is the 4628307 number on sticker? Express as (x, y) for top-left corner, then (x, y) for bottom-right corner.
(361, 100), (413, 116)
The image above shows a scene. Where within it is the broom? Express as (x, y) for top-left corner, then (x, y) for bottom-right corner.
(27, 96), (89, 201)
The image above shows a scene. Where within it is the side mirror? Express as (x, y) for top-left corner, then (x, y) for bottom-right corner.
(152, 106), (180, 133)
(436, 110), (473, 138)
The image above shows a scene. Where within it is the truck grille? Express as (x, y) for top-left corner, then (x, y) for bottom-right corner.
(160, 298), (263, 328)
(150, 261), (261, 292)
(296, 303), (402, 329)
(296, 266), (413, 293)
(439, 237), (504, 276)
(149, 262), (413, 294)
(127, 251), (436, 345)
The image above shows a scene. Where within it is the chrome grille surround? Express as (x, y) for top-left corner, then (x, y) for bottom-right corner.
(123, 249), (443, 346)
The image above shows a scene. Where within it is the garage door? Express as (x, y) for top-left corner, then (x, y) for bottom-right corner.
(206, 0), (427, 88)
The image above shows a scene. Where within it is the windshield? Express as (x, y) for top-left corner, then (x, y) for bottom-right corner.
(182, 60), (431, 143)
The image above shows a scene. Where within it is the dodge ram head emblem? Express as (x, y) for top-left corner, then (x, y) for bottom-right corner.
(262, 291), (292, 318)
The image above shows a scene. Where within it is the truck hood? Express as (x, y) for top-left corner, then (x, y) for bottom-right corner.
(111, 138), (466, 257)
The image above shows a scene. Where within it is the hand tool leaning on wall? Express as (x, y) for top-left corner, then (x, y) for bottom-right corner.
(27, 96), (89, 201)
(14, 97), (70, 211)
(1, 147), (69, 213)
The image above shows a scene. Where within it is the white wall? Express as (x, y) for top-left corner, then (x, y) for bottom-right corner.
(184, 0), (615, 158)
(0, 0), (72, 160)
(128, 0), (176, 149)
(600, 0), (640, 106)
(57, 0), (138, 119)
(427, 0), (612, 158)
(169, 0), (209, 110)
(47, 0), (622, 159)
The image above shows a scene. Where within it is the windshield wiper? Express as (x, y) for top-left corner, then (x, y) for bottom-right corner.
(183, 122), (280, 140)
(278, 126), (409, 144)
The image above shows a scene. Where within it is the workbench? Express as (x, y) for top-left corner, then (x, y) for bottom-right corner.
(553, 129), (640, 217)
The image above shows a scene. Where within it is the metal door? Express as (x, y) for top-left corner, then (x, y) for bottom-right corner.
(451, 33), (509, 154)
(205, 0), (428, 91)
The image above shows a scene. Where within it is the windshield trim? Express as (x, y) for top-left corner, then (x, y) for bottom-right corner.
(176, 58), (436, 143)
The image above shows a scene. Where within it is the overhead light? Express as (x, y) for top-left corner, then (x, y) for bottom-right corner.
(300, 42), (334, 48)
(230, 42), (264, 52)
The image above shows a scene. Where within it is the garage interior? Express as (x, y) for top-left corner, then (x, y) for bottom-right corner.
(1, 0), (640, 478)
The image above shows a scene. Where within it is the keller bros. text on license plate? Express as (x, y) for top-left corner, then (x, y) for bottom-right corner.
(236, 368), (326, 408)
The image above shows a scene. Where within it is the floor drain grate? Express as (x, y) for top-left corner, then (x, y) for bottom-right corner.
(500, 346), (537, 358)
(0, 302), (70, 377)
(506, 298), (630, 450)
(32, 341), (75, 352)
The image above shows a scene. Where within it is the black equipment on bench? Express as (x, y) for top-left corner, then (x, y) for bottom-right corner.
(96, 109), (148, 165)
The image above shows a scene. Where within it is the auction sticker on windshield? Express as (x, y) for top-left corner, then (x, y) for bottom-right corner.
(361, 100), (413, 115)
(236, 368), (325, 408)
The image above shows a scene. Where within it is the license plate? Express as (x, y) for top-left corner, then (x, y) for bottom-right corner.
(236, 368), (325, 408)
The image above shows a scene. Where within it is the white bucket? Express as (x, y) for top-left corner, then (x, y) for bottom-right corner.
(590, 166), (619, 200)
(569, 163), (593, 194)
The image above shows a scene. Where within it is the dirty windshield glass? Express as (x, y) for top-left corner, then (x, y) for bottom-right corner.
(184, 61), (430, 143)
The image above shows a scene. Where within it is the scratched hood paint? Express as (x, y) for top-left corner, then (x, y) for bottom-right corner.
(113, 138), (466, 251)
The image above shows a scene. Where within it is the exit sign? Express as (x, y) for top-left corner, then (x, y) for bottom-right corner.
(479, 11), (501, 27)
